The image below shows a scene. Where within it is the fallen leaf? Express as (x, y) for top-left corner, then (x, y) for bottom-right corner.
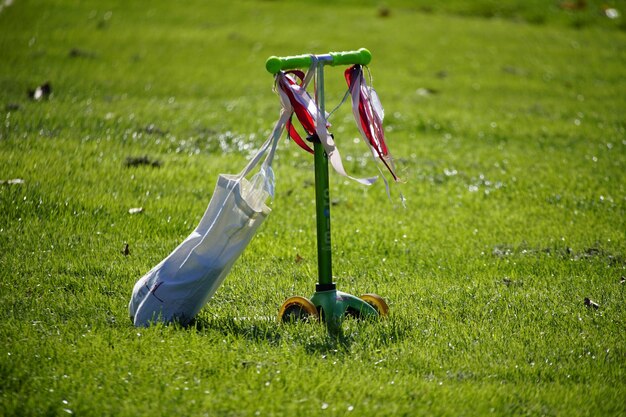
(295, 254), (304, 263)
(124, 156), (162, 168)
(584, 297), (599, 309)
(68, 47), (96, 58)
(28, 82), (51, 101)
(378, 6), (390, 18)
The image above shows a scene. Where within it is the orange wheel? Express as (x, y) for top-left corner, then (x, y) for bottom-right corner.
(360, 293), (389, 317)
(278, 296), (319, 323)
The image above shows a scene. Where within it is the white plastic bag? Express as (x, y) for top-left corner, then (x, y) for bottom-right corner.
(129, 111), (289, 327)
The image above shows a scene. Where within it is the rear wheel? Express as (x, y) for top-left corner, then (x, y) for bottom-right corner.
(360, 293), (389, 317)
(278, 296), (319, 323)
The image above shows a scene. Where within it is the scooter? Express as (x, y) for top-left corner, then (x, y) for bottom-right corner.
(266, 49), (390, 330)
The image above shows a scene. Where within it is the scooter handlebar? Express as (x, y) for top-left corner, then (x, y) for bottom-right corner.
(265, 48), (371, 74)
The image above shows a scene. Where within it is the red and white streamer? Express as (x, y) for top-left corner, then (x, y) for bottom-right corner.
(275, 65), (377, 186)
(345, 64), (399, 182)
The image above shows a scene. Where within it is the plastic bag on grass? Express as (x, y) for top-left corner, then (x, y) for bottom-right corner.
(128, 111), (289, 327)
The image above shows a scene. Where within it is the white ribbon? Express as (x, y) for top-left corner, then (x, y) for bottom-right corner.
(276, 63), (378, 186)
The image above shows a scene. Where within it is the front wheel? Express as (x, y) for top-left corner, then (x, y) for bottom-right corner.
(278, 296), (319, 323)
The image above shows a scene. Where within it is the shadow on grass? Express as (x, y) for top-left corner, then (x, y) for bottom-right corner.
(191, 314), (416, 355)
(192, 315), (284, 344)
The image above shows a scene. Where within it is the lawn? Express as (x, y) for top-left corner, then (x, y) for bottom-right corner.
(1, 0), (625, 416)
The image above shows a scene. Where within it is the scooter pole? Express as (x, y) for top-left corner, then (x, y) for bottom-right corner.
(312, 59), (335, 291)
(309, 58), (378, 328)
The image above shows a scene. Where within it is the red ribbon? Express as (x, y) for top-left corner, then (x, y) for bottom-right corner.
(345, 64), (398, 181)
(277, 71), (314, 154)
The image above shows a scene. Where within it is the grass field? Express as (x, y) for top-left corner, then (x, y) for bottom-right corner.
(1, 0), (625, 415)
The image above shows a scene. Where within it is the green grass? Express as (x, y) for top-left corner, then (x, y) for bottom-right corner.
(1, 0), (625, 415)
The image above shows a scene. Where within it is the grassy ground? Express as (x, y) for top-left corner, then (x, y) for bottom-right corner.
(1, 0), (625, 416)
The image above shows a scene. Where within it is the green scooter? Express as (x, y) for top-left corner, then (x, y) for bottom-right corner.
(266, 49), (390, 330)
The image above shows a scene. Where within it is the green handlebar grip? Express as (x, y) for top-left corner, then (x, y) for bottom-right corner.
(265, 48), (372, 74)
(330, 48), (372, 67)
(265, 54), (313, 74)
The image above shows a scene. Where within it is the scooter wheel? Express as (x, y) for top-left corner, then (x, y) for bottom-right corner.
(360, 293), (389, 317)
(278, 296), (319, 323)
